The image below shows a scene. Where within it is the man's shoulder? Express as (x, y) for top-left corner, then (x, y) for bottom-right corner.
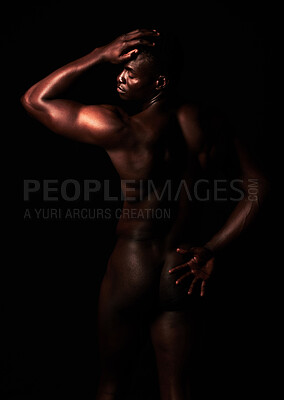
(175, 102), (199, 119)
(100, 104), (130, 127)
(75, 103), (129, 149)
(80, 103), (128, 132)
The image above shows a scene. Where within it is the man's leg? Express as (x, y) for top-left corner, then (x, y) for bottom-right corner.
(151, 249), (204, 400)
(96, 273), (139, 400)
(96, 237), (163, 399)
(150, 310), (199, 400)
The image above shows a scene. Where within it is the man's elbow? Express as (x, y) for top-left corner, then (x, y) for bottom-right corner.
(243, 174), (270, 206)
(20, 93), (28, 108)
(21, 82), (45, 110)
(21, 89), (34, 111)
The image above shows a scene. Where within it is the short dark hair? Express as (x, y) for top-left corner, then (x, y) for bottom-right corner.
(138, 30), (184, 89)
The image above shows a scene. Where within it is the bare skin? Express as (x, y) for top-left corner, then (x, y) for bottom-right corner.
(21, 29), (268, 400)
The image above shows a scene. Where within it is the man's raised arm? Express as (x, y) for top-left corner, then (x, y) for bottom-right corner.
(21, 29), (158, 147)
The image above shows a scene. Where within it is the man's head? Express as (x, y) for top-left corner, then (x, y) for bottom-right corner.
(116, 31), (182, 103)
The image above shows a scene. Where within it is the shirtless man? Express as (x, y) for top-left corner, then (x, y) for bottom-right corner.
(21, 29), (267, 400)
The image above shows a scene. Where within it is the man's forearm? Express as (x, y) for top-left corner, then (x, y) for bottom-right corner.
(204, 199), (258, 253)
(23, 47), (105, 108)
(204, 178), (269, 253)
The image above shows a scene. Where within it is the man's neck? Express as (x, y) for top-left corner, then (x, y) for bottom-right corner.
(142, 92), (165, 110)
(124, 93), (167, 116)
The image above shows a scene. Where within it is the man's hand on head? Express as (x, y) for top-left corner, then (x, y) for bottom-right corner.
(101, 29), (160, 64)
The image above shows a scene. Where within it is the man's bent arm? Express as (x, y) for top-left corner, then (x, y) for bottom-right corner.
(22, 48), (105, 108)
(20, 47), (124, 145)
(204, 138), (269, 253)
(21, 29), (158, 146)
(178, 105), (269, 253)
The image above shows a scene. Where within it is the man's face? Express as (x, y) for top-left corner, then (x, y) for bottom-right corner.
(116, 54), (158, 102)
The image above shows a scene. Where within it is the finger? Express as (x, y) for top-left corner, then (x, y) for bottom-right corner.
(176, 248), (190, 254)
(176, 271), (193, 285)
(120, 49), (138, 60)
(125, 28), (154, 36)
(200, 280), (207, 297)
(123, 38), (156, 50)
(188, 256), (199, 267)
(169, 261), (190, 274)
(125, 29), (160, 40)
(188, 277), (199, 295)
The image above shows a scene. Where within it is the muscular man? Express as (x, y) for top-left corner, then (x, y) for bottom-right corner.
(21, 29), (267, 400)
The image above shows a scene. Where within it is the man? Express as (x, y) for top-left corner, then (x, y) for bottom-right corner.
(21, 29), (267, 400)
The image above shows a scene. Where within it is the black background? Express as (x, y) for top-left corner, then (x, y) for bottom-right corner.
(1, 1), (277, 399)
